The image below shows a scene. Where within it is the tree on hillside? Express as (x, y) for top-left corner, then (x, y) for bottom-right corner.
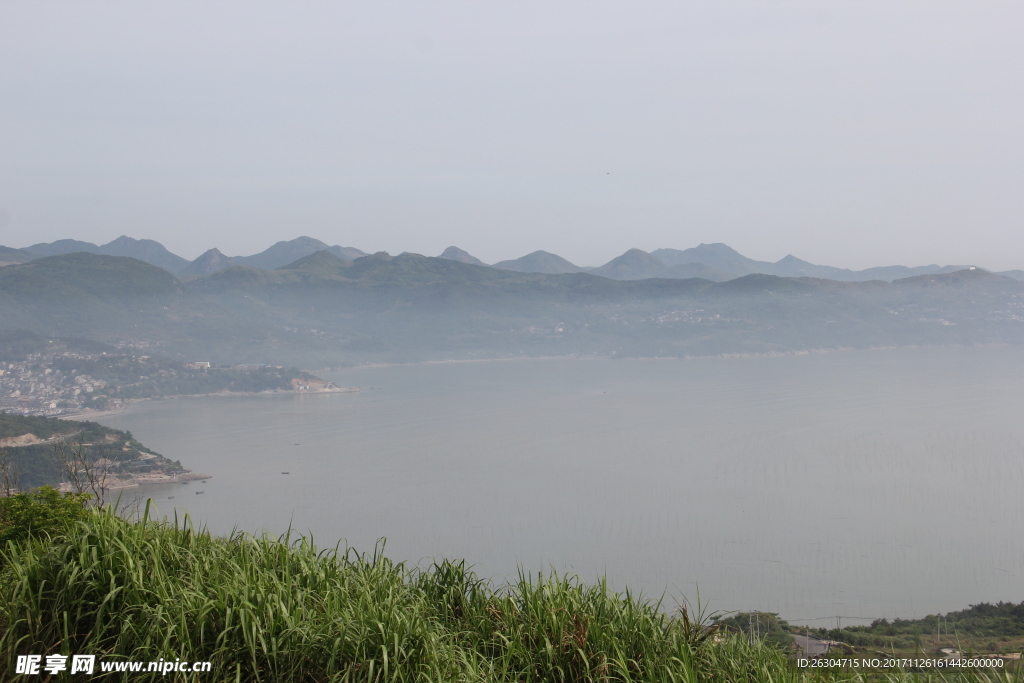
(50, 439), (111, 507)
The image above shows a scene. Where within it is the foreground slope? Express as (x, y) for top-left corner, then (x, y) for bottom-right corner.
(0, 510), (814, 682)
(2, 506), (1013, 682)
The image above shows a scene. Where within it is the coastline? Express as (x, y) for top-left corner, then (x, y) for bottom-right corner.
(57, 385), (358, 421)
(52, 344), (1018, 420)
(326, 342), (1002, 373)
(58, 470), (212, 494)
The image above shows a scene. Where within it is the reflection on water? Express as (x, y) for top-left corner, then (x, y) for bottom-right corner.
(100, 347), (1024, 623)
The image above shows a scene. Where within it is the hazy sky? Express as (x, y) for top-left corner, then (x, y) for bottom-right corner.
(1, 2), (1022, 269)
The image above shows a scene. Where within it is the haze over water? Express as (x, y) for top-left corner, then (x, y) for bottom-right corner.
(100, 347), (1024, 624)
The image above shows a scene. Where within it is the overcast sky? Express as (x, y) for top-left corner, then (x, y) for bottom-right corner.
(1, 2), (1022, 269)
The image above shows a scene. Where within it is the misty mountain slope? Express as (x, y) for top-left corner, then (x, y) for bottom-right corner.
(652, 243), (770, 275)
(198, 252), (637, 305)
(191, 253), (724, 363)
(184, 250), (368, 294)
(651, 243), (971, 282)
(23, 236), (191, 273)
(4, 252), (1023, 366)
(98, 236), (191, 272)
(234, 236), (331, 269)
(492, 250), (584, 274)
(438, 246), (487, 265)
(270, 252), (715, 302)
(769, 255), (970, 281)
(845, 264), (968, 281)
(180, 248), (242, 278)
(16, 235), (991, 283)
(0, 254), (289, 360)
(768, 255), (854, 279)
(324, 245), (368, 261)
(24, 239), (104, 257)
(234, 237), (366, 270)
(277, 249), (352, 276)
(892, 267), (1011, 289)
(710, 273), (823, 295)
(592, 249), (670, 280)
(0, 253), (184, 300)
(0, 254), (191, 336)
(195, 254), (1024, 361)
(192, 265), (290, 290)
(588, 248), (739, 282)
(338, 252), (521, 288)
(0, 245), (34, 266)
(664, 262), (737, 281)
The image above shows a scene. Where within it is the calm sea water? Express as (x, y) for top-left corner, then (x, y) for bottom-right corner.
(100, 347), (1024, 624)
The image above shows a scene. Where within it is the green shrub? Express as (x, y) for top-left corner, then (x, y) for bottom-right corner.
(0, 485), (90, 547)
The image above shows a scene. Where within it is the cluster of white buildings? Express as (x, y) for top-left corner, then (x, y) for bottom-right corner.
(0, 352), (112, 416)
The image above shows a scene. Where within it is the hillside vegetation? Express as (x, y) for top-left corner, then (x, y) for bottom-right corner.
(0, 413), (181, 489)
(1, 506), (1017, 683)
(805, 603), (1024, 655)
(0, 508), (763, 682)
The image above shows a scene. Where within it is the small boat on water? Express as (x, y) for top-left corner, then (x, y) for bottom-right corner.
(282, 472), (290, 475)
(168, 496), (175, 500)
(195, 491), (204, 495)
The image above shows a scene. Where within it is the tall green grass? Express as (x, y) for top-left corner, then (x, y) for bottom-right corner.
(0, 505), (1019, 683)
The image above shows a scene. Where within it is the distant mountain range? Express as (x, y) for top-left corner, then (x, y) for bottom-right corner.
(3, 248), (1023, 367)
(3, 235), (1021, 283)
(443, 241), (1014, 283)
(5, 236), (368, 276)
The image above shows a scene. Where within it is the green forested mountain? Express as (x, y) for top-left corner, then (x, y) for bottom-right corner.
(0, 254), (202, 340)
(0, 253), (183, 299)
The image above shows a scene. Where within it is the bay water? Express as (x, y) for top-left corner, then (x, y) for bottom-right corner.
(99, 346), (1024, 624)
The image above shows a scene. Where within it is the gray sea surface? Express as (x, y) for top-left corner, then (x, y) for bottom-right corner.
(99, 347), (1024, 624)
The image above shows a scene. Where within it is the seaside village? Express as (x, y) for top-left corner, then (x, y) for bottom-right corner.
(0, 346), (343, 418)
(0, 352), (111, 416)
